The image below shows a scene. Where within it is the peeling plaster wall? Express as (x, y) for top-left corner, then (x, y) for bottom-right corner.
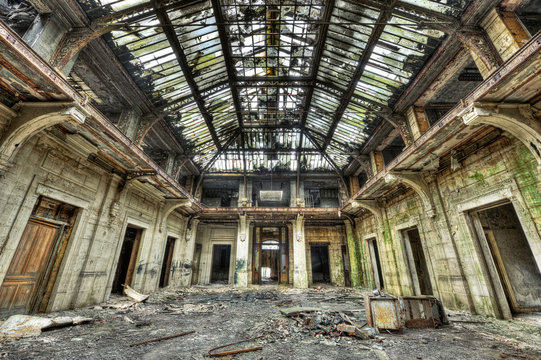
(355, 136), (541, 317)
(305, 226), (347, 287)
(0, 132), (188, 312)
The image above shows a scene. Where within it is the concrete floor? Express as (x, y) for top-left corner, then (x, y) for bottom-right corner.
(1, 286), (540, 359)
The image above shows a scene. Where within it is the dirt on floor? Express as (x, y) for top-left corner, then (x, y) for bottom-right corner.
(1, 285), (540, 360)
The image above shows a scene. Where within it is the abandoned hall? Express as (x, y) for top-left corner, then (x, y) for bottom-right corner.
(0, 0), (540, 359)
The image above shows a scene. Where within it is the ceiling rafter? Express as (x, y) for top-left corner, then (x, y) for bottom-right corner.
(322, 0), (397, 151)
(152, 0), (223, 151)
(211, 0), (246, 172)
(296, 0), (335, 184)
(302, 129), (349, 197)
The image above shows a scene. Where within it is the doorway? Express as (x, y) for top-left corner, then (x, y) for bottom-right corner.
(402, 227), (433, 295)
(0, 197), (78, 315)
(159, 237), (176, 288)
(471, 202), (541, 314)
(210, 244), (231, 283)
(310, 244), (331, 284)
(368, 238), (384, 290)
(252, 227), (289, 285)
(112, 227), (142, 294)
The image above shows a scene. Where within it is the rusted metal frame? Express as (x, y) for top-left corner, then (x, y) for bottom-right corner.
(323, 1), (396, 151)
(0, 20), (201, 208)
(194, 129), (241, 196)
(300, 0), (335, 128)
(152, 0), (222, 151)
(302, 129), (349, 197)
(203, 207), (341, 214)
(293, 0), (335, 191)
(210, 0), (246, 175)
(223, 148), (320, 154)
(237, 75), (312, 82)
(344, 30), (541, 207)
(304, 127), (350, 149)
(352, 0), (458, 24)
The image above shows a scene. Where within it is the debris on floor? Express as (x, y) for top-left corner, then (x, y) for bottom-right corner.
(0, 286), (540, 360)
(280, 307), (376, 339)
(123, 285), (149, 303)
(0, 314), (93, 339)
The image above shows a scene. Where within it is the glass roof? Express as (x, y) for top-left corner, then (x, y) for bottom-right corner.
(77, 0), (470, 173)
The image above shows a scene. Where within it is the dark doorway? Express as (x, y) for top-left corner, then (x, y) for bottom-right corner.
(472, 203), (541, 314)
(341, 245), (351, 287)
(0, 197), (78, 316)
(368, 238), (384, 290)
(159, 237), (176, 288)
(310, 244), (330, 283)
(402, 227), (433, 295)
(112, 227), (142, 294)
(210, 244), (231, 283)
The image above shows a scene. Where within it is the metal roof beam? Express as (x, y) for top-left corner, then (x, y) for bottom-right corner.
(152, 0), (222, 151)
(322, 0), (396, 151)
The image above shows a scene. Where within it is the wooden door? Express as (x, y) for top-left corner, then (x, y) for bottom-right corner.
(159, 237), (176, 288)
(279, 227), (288, 284)
(0, 197), (78, 315)
(0, 219), (61, 315)
(252, 227), (261, 284)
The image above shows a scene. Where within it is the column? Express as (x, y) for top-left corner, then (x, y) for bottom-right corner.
(292, 214), (308, 288)
(234, 214), (250, 287)
(180, 218), (199, 286)
(344, 220), (361, 287)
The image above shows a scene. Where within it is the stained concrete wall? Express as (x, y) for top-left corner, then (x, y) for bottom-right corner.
(0, 131), (189, 312)
(355, 136), (541, 317)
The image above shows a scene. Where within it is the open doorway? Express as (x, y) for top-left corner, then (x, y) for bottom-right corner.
(0, 197), (78, 316)
(210, 244), (231, 284)
(159, 237), (176, 288)
(310, 244), (331, 284)
(261, 239), (279, 284)
(112, 227), (142, 294)
(252, 227), (288, 285)
(402, 227), (433, 295)
(471, 202), (541, 314)
(368, 238), (384, 290)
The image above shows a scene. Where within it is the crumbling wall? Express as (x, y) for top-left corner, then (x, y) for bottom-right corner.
(0, 131), (187, 312)
(355, 136), (541, 317)
(304, 225), (347, 286)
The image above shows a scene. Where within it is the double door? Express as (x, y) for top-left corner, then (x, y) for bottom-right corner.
(252, 226), (288, 284)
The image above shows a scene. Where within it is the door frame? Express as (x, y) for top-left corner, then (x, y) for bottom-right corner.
(0, 183), (89, 313)
(457, 182), (541, 319)
(309, 242), (331, 284)
(364, 234), (385, 290)
(400, 226), (434, 296)
(251, 225), (289, 285)
(210, 243), (232, 283)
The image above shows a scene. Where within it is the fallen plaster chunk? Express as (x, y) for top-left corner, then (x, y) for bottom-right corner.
(0, 314), (93, 339)
(124, 285), (149, 303)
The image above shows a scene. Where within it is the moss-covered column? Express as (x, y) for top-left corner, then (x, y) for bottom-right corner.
(344, 220), (361, 287)
(234, 214), (250, 287)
